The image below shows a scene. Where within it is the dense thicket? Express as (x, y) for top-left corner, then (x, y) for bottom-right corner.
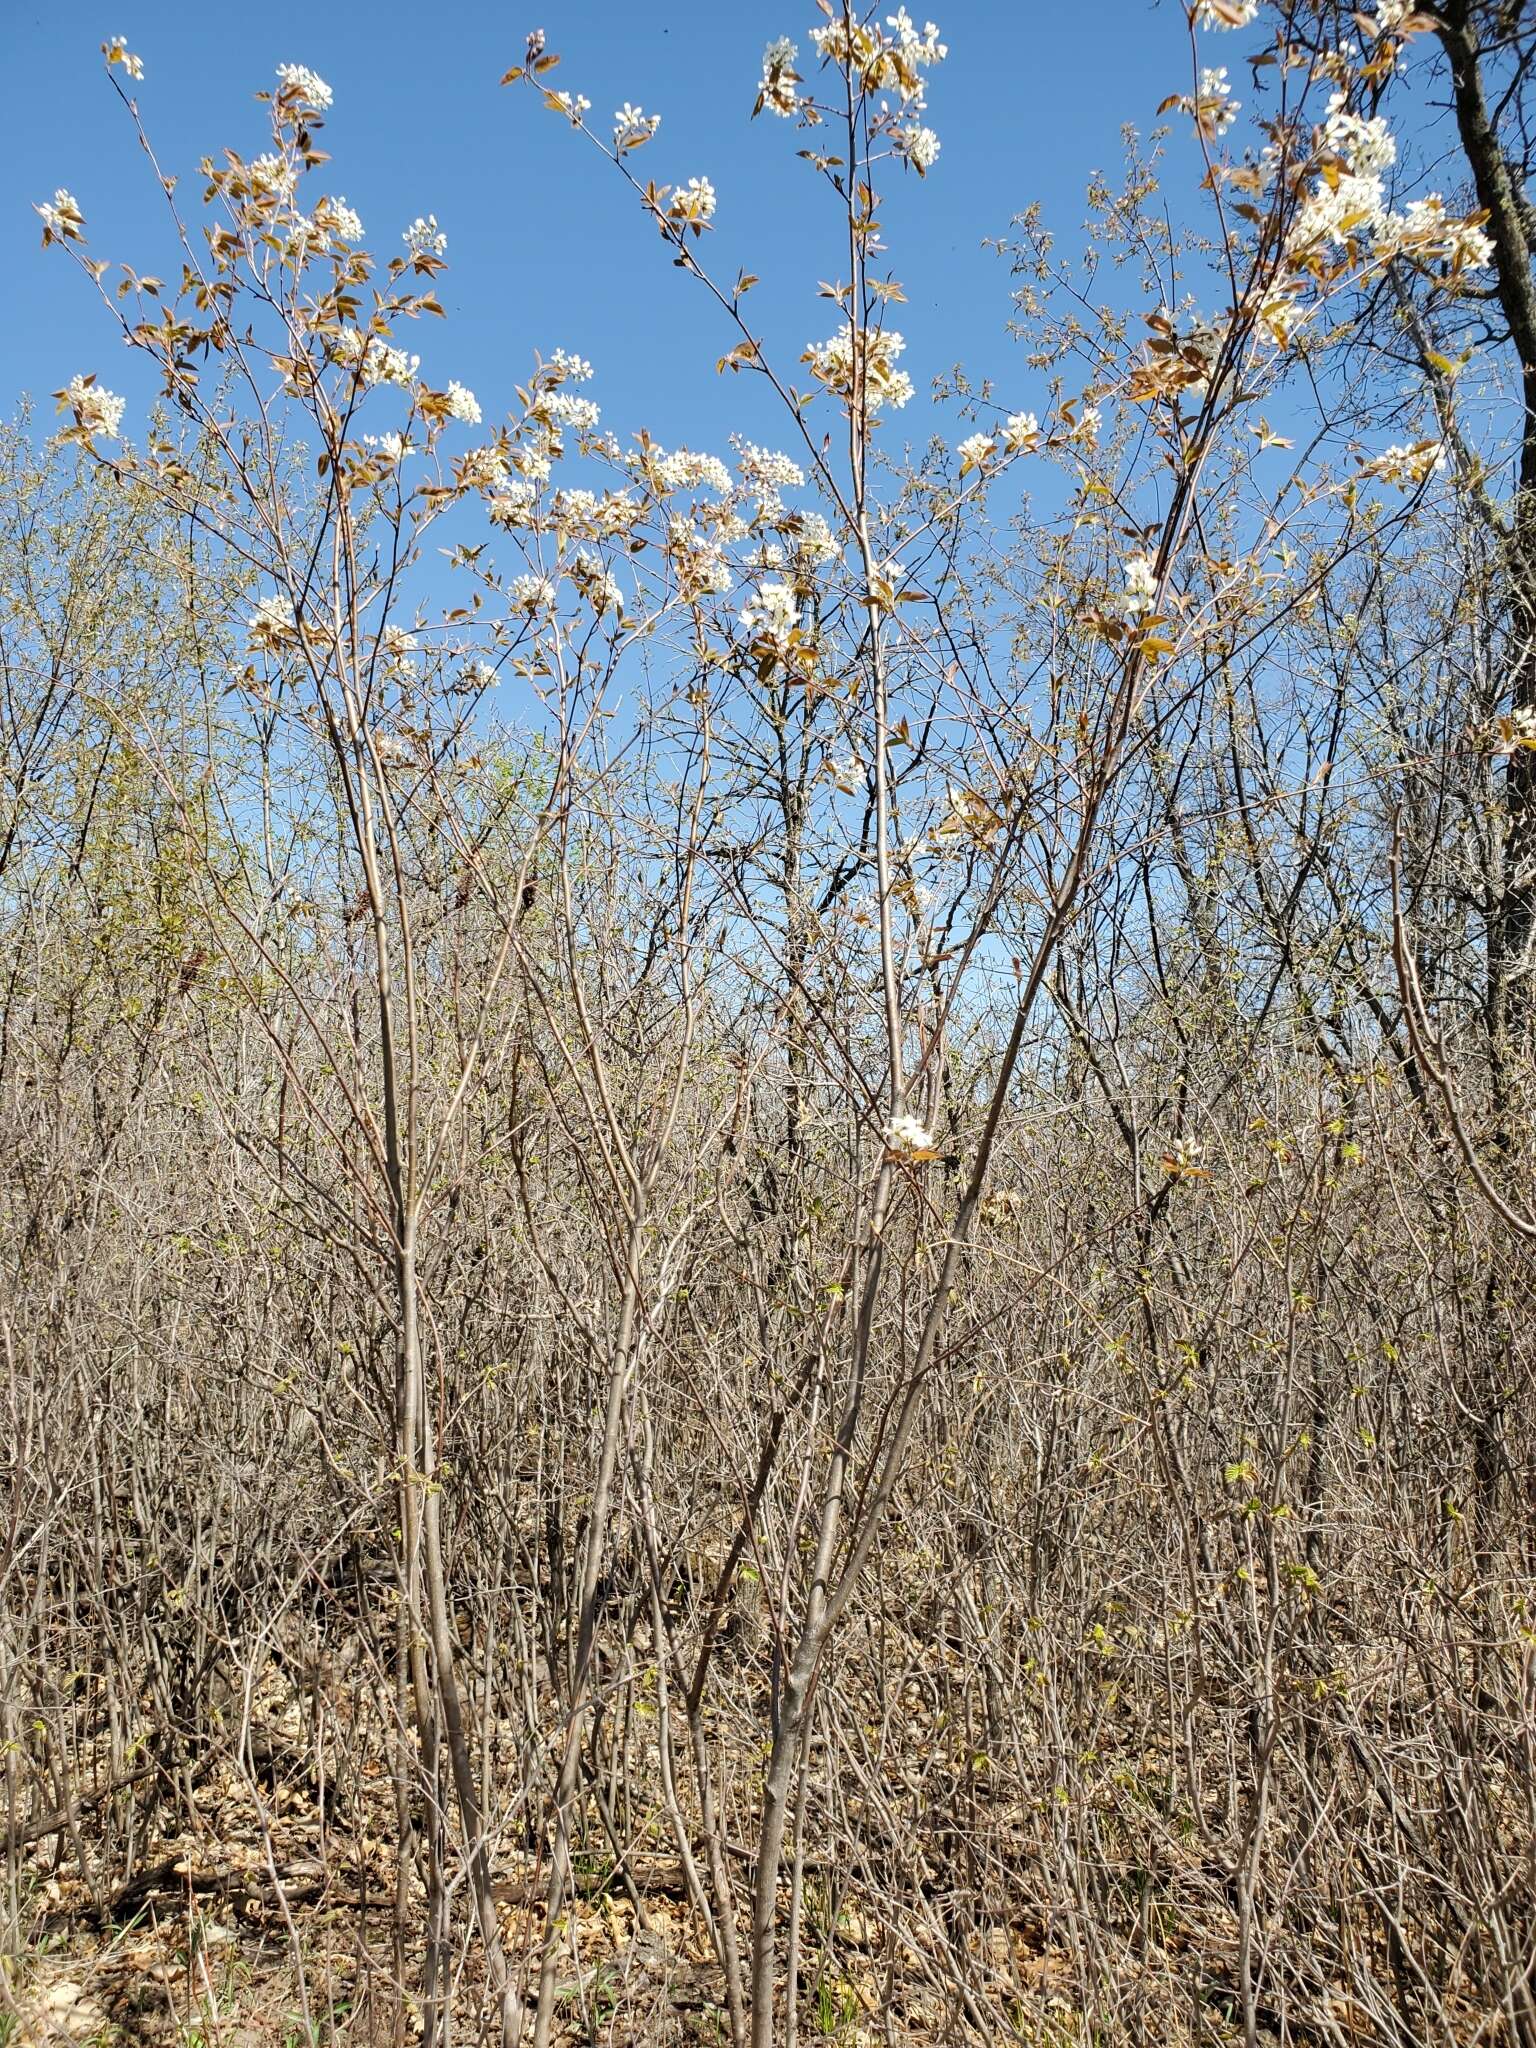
(4, 5), (1536, 2045)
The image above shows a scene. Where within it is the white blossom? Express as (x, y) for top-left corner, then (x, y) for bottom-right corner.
(335, 329), (420, 388)
(402, 214), (447, 259)
(613, 103), (661, 146)
(739, 581), (800, 640)
(36, 189), (84, 240)
(1003, 410), (1040, 451)
(380, 624), (418, 664)
(362, 431), (412, 464)
(790, 510), (839, 562)
(551, 91), (591, 126)
(315, 195), (364, 242)
(1359, 440), (1447, 487)
(885, 1111), (935, 1156)
(957, 431), (995, 471)
(249, 153), (298, 198)
(737, 442), (806, 493)
(548, 348), (594, 382)
(488, 482), (539, 527)
(1199, 67), (1239, 132)
(104, 34), (144, 80)
(445, 382), (482, 425)
(896, 124), (940, 171)
(275, 63), (333, 112)
(248, 591), (297, 649)
(1123, 552), (1158, 616)
(668, 176), (717, 226)
(57, 374), (125, 439)
(542, 391), (601, 433)
(758, 37), (799, 116)
(510, 573), (558, 609)
(572, 550), (624, 612)
(459, 445), (510, 491)
(803, 325), (914, 414)
(651, 448), (734, 496)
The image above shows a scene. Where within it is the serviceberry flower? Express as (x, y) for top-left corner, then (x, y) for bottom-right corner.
(248, 592), (298, 650)
(54, 374), (125, 439)
(667, 177), (717, 227)
(444, 382), (482, 425)
(402, 214), (447, 259)
(803, 325), (914, 415)
(1122, 553), (1158, 615)
(103, 34), (144, 80)
(510, 573), (558, 609)
(739, 581), (800, 640)
(885, 1112), (936, 1157)
(275, 63), (333, 113)
(757, 37), (799, 117)
(613, 103), (661, 147)
(957, 431), (995, 473)
(36, 189), (84, 243)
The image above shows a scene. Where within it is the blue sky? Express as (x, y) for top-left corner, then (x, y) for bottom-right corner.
(2, 0), (1199, 460)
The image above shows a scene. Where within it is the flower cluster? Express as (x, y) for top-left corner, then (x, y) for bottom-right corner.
(957, 431), (994, 473)
(1122, 553), (1158, 617)
(1194, 0), (1258, 25)
(1162, 1135), (1209, 1180)
(248, 592), (298, 650)
(249, 153), (299, 199)
(458, 445), (510, 492)
(444, 381), (482, 425)
(35, 189), (84, 244)
(275, 63), (333, 113)
(1286, 92), (1485, 272)
(739, 580), (800, 641)
(979, 1186), (1026, 1227)
(803, 324), (914, 416)
(541, 390), (601, 433)
(810, 10), (946, 94)
(55, 374), (125, 440)
(489, 480), (539, 527)
(551, 91), (591, 126)
(362, 431), (412, 465)
(548, 348), (594, 382)
(667, 520), (734, 598)
(648, 447), (734, 496)
(380, 624), (418, 664)
(510, 573), (558, 610)
(1359, 439), (1447, 487)
(788, 509), (840, 562)
(103, 34), (144, 81)
(895, 123), (940, 172)
(756, 37), (800, 117)
(885, 1111), (936, 1158)
(570, 550), (625, 613)
(335, 328), (420, 388)
(667, 176), (717, 228)
(284, 195), (364, 263)
(1003, 410), (1040, 452)
(402, 214), (448, 259)
(1392, 194), (1494, 272)
(736, 442), (806, 495)
(613, 103), (661, 148)
(1185, 66), (1238, 137)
